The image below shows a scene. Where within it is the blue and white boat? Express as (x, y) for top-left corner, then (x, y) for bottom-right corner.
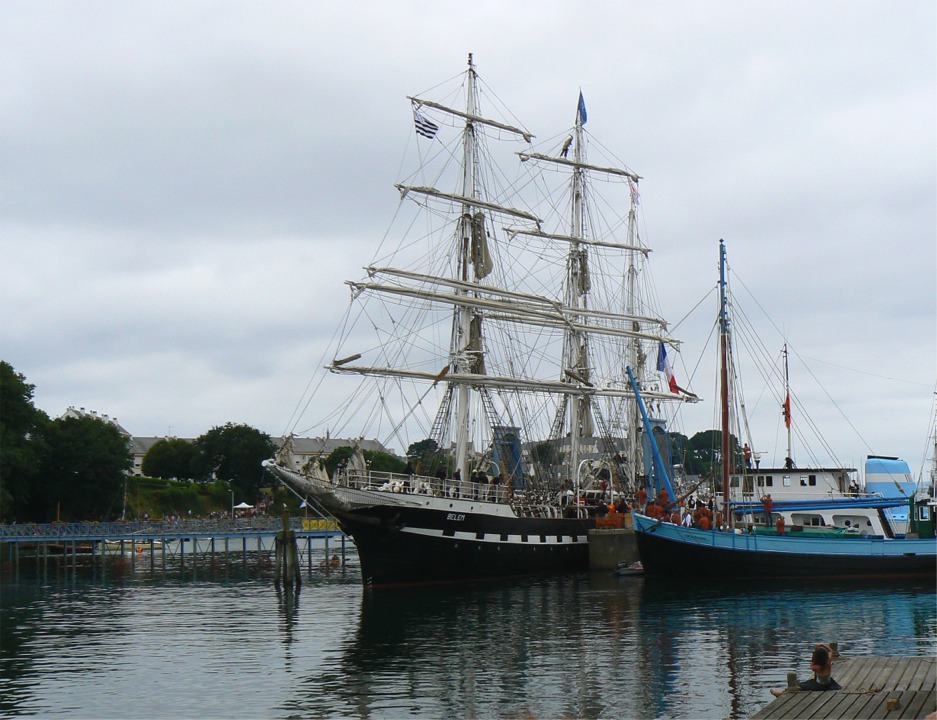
(631, 501), (936, 579)
(628, 241), (936, 579)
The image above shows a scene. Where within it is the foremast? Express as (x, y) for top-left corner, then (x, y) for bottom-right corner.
(565, 95), (588, 485)
(453, 54), (479, 480)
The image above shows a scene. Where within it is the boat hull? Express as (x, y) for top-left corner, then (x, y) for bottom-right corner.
(267, 463), (593, 586)
(632, 513), (937, 580)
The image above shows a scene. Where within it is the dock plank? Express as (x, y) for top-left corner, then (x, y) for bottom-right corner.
(906, 659), (937, 692)
(905, 690), (935, 719)
(892, 658), (923, 691)
(750, 656), (936, 720)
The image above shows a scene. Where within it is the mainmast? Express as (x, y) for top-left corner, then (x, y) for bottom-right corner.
(566, 92), (589, 483)
(782, 342), (793, 468)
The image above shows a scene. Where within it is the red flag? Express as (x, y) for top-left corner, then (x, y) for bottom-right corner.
(782, 392), (791, 428)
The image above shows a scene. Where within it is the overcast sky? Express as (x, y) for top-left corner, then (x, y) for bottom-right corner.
(2, 1), (935, 478)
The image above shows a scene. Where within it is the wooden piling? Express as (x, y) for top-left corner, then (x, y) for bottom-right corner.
(274, 513), (301, 591)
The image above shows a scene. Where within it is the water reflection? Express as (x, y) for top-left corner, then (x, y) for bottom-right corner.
(1, 565), (933, 720)
(285, 574), (935, 720)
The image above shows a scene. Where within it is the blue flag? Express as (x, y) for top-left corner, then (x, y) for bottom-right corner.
(577, 91), (587, 125)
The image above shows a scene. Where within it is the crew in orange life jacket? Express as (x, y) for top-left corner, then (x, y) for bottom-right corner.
(636, 487), (647, 512)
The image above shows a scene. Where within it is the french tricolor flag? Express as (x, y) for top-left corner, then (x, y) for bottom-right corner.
(657, 341), (680, 394)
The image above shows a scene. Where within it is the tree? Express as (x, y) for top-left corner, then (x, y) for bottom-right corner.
(142, 438), (202, 481)
(195, 423), (276, 502)
(668, 432), (703, 476)
(37, 415), (133, 521)
(0, 362), (50, 521)
(364, 449), (406, 474)
(324, 446), (353, 476)
(321, 446), (405, 476)
(406, 438), (439, 461)
(688, 429), (740, 478)
(531, 441), (559, 465)
(405, 438), (450, 475)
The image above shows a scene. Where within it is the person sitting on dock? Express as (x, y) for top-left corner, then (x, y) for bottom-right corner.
(770, 643), (841, 697)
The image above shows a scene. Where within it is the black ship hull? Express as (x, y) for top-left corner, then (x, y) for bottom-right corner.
(336, 504), (593, 587)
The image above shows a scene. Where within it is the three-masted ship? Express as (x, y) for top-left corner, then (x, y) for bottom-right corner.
(265, 55), (692, 586)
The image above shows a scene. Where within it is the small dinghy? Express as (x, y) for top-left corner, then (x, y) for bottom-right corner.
(614, 561), (644, 576)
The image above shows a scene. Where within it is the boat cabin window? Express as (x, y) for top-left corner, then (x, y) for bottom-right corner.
(783, 475), (791, 487)
(743, 476), (753, 494)
(799, 474), (817, 487)
(920, 506), (931, 521)
(730, 477), (740, 489)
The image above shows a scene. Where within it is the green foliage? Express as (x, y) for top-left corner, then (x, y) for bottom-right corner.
(324, 446), (353, 476)
(668, 432), (703, 475)
(687, 430), (740, 477)
(321, 447), (406, 476)
(406, 438), (438, 460)
(364, 449), (406, 473)
(405, 438), (450, 475)
(0, 361), (50, 521)
(195, 423), (276, 501)
(37, 415), (133, 522)
(531, 441), (559, 465)
(142, 438), (202, 480)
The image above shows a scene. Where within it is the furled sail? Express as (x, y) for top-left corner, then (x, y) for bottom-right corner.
(471, 212), (493, 279)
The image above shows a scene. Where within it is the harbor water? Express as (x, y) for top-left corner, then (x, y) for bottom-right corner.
(1, 545), (934, 719)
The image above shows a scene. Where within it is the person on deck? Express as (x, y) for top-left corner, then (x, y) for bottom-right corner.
(761, 493), (774, 526)
(770, 643), (841, 697)
(637, 487), (648, 513)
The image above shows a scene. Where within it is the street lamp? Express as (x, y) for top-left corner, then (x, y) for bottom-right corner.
(230, 489), (234, 519)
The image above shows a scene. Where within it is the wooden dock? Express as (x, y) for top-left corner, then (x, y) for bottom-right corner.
(751, 656), (936, 719)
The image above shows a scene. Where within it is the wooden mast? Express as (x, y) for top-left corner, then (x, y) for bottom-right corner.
(719, 240), (731, 520)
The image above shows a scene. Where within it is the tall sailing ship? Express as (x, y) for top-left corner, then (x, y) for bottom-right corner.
(264, 55), (694, 586)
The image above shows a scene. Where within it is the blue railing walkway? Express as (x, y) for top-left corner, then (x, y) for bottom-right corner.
(0, 517), (343, 543)
(0, 518), (349, 573)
